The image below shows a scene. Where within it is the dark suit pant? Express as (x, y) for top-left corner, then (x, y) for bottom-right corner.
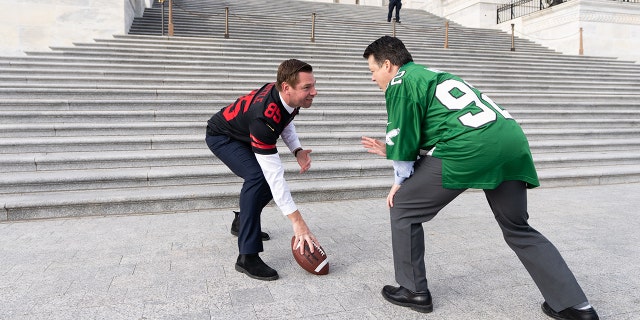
(206, 133), (273, 254)
(389, 156), (588, 311)
(388, 0), (401, 22)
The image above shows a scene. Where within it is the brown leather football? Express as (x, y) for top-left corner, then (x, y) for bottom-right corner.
(291, 236), (329, 275)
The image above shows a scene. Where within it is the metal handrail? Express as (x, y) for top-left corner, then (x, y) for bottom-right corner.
(498, 0), (639, 24)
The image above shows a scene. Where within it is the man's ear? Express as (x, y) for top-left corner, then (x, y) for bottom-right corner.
(383, 59), (392, 72)
(281, 81), (291, 94)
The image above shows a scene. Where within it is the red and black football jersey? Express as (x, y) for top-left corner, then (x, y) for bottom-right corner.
(207, 83), (299, 155)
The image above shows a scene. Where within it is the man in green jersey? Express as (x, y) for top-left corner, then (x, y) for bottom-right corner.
(361, 36), (598, 320)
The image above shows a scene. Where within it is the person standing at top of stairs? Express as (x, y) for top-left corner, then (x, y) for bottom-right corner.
(388, 0), (402, 23)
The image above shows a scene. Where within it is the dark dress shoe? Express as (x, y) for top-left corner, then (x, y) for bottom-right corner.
(381, 285), (433, 313)
(542, 302), (599, 320)
(235, 253), (279, 281)
(231, 211), (270, 240)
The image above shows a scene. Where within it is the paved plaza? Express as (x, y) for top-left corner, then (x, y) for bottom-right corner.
(1, 182), (639, 319)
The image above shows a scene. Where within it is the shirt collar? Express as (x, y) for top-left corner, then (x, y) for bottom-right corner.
(278, 92), (296, 114)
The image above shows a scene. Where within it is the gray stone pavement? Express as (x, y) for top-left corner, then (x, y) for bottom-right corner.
(1, 182), (639, 320)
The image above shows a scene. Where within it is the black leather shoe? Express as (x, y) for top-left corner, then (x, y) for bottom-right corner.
(231, 211), (270, 240)
(542, 302), (599, 320)
(235, 253), (279, 281)
(381, 285), (433, 313)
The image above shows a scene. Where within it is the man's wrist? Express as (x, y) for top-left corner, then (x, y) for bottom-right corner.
(293, 147), (303, 157)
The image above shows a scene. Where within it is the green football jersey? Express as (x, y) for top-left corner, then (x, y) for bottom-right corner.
(385, 62), (539, 189)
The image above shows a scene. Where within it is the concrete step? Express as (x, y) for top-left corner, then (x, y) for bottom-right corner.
(1, 75), (637, 94)
(0, 100), (385, 112)
(2, 134), (639, 160)
(0, 99), (374, 111)
(0, 157), (392, 194)
(0, 175), (393, 221)
(4, 55), (638, 83)
(0, 131), (383, 153)
(1, 119), (638, 139)
(2, 88), (639, 103)
(0, 145), (374, 172)
(3, 163), (640, 221)
(0, 108), (389, 122)
(1, 98), (637, 112)
(3, 56), (637, 78)
(0, 120), (386, 136)
(532, 150), (640, 169)
(2, 65), (639, 86)
(4, 145), (640, 174)
(4, 40), (640, 83)
(107, 34), (627, 64)
(2, 85), (638, 100)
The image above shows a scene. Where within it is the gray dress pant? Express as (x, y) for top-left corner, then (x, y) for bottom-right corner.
(389, 155), (587, 311)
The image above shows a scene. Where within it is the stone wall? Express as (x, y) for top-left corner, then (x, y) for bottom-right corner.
(410, 0), (640, 63)
(0, 0), (152, 57)
(497, 0), (640, 63)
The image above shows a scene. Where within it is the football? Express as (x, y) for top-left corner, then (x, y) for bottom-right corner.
(290, 236), (329, 275)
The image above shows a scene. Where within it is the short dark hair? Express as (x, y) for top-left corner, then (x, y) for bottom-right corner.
(363, 36), (413, 67)
(276, 59), (313, 91)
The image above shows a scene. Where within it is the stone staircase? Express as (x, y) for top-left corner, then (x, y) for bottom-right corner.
(1, 0), (639, 221)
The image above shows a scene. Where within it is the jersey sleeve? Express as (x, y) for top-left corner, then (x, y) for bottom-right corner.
(384, 75), (425, 161)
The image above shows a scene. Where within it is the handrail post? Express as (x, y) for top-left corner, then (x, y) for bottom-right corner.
(225, 7), (230, 38)
(160, 0), (165, 36)
(510, 23), (515, 51)
(392, 18), (397, 37)
(444, 21), (449, 49)
(311, 13), (316, 42)
(168, 0), (174, 36)
(579, 27), (583, 55)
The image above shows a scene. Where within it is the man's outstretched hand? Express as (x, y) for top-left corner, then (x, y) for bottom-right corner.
(361, 136), (386, 157)
(296, 149), (312, 173)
